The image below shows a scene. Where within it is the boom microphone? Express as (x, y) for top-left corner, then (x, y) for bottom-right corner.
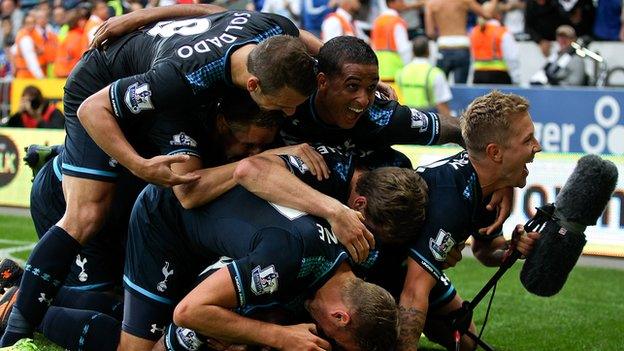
(520, 154), (618, 297)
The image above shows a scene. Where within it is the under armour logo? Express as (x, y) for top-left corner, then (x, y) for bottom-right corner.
(150, 324), (165, 334)
(38, 293), (52, 306)
(76, 255), (88, 282)
(157, 262), (174, 292)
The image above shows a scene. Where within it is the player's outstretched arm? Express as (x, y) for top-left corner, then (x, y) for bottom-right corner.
(174, 267), (331, 350)
(91, 4), (227, 48)
(78, 86), (200, 186)
(234, 154), (375, 263)
(437, 113), (465, 147)
(398, 259), (437, 351)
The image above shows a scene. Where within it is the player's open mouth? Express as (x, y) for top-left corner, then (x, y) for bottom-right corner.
(523, 158), (534, 176)
(348, 106), (364, 114)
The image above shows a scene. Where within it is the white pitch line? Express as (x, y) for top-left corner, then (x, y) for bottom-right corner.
(0, 243), (36, 265)
(0, 239), (34, 245)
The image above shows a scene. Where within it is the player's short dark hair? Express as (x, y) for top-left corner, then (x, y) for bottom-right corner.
(318, 36), (378, 78)
(219, 91), (285, 131)
(355, 167), (428, 244)
(247, 35), (317, 97)
(461, 90), (530, 155)
(343, 278), (398, 351)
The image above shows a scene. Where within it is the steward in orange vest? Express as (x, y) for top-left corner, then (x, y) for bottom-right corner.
(54, 5), (90, 78)
(13, 14), (46, 78)
(370, 0), (410, 82)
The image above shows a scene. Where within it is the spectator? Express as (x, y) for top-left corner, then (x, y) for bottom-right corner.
(300, 0), (337, 38)
(85, 0), (110, 44)
(593, 0), (623, 41)
(0, 15), (15, 49)
(425, 0), (498, 84)
(53, 1), (89, 78)
(12, 12), (46, 78)
(371, 0), (411, 82)
(321, 0), (367, 42)
(395, 36), (452, 115)
(1, 0), (24, 38)
(470, 1), (520, 84)
(542, 24), (586, 85)
(3, 85), (64, 128)
(525, 0), (569, 57)
(34, 7), (58, 77)
(502, 0), (527, 40)
(50, 6), (66, 33)
(559, 0), (594, 38)
(401, 0), (426, 39)
(261, 0), (300, 25)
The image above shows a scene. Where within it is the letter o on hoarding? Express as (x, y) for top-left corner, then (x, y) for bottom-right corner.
(581, 124), (606, 154)
(594, 95), (620, 129)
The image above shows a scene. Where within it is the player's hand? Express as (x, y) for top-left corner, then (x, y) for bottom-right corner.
(264, 143), (330, 180)
(513, 225), (540, 258)
(442, 242), (465, 269)
(278, 324), (332, 350)
(478, 187), (513, 235)
(328, 206), (375, 263)
(135, 154), (201, 186)
(376, 81), (398, 100)
(91, 13), (143, 49)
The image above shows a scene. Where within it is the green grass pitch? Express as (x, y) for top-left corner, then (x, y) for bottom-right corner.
(1, 214), (623, 350)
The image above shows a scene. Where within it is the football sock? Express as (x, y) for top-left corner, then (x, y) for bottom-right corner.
(40, 306), (120, 351)
(55, 287), (123, 321)
(1, 226), (81, 346)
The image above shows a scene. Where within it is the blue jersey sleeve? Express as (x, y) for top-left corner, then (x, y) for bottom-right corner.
(110, 61), (195, 120)
(147, 110), (204, 159)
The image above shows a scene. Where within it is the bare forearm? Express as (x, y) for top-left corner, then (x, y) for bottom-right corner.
(77, 97), (143, 172)
(235, 156), (342, 219)
(174, 162), (239, 209)
(179, 305), (283, 348)
(397, 305), (427, 351)
(437, 113), (464, 147)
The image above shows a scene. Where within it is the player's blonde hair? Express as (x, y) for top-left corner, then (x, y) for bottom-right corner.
(461, 90), (530, 156)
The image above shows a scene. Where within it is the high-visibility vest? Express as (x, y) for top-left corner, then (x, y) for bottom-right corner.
(41, 29), (58, 77)
(321, 12), (354, 41)
(85, 16), (103, 43)
(13, 28), (46, 78)
(470, 22), (508, 71)
(371, 13), (406, 81)
(54, 27), (88, 78)
(396, 61), (442, 109)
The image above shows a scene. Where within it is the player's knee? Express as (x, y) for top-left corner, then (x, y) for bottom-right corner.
(60, 201), (110, 242)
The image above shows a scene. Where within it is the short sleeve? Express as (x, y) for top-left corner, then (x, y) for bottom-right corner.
(109, 61), (195, 120)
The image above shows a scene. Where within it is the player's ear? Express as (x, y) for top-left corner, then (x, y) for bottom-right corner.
(352, 196), (367, 212)
(317, 72), (328, 90)
(247, 77), (260, 93)
(331, 310), (351, 327)
(485, 143), (502, 163)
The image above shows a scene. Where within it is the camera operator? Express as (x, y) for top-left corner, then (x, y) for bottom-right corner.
(3, 85), (64, 128)
(542, 25), (587, 86)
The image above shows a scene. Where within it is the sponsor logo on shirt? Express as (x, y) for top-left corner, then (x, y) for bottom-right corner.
(410, 108), (429, 132)
(287, 155), (309, 174)
(251, 265), (279, 296)
(429, 229), (456, 261)
(170, 132), (198, 148)
(125, 82), (154, 114)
